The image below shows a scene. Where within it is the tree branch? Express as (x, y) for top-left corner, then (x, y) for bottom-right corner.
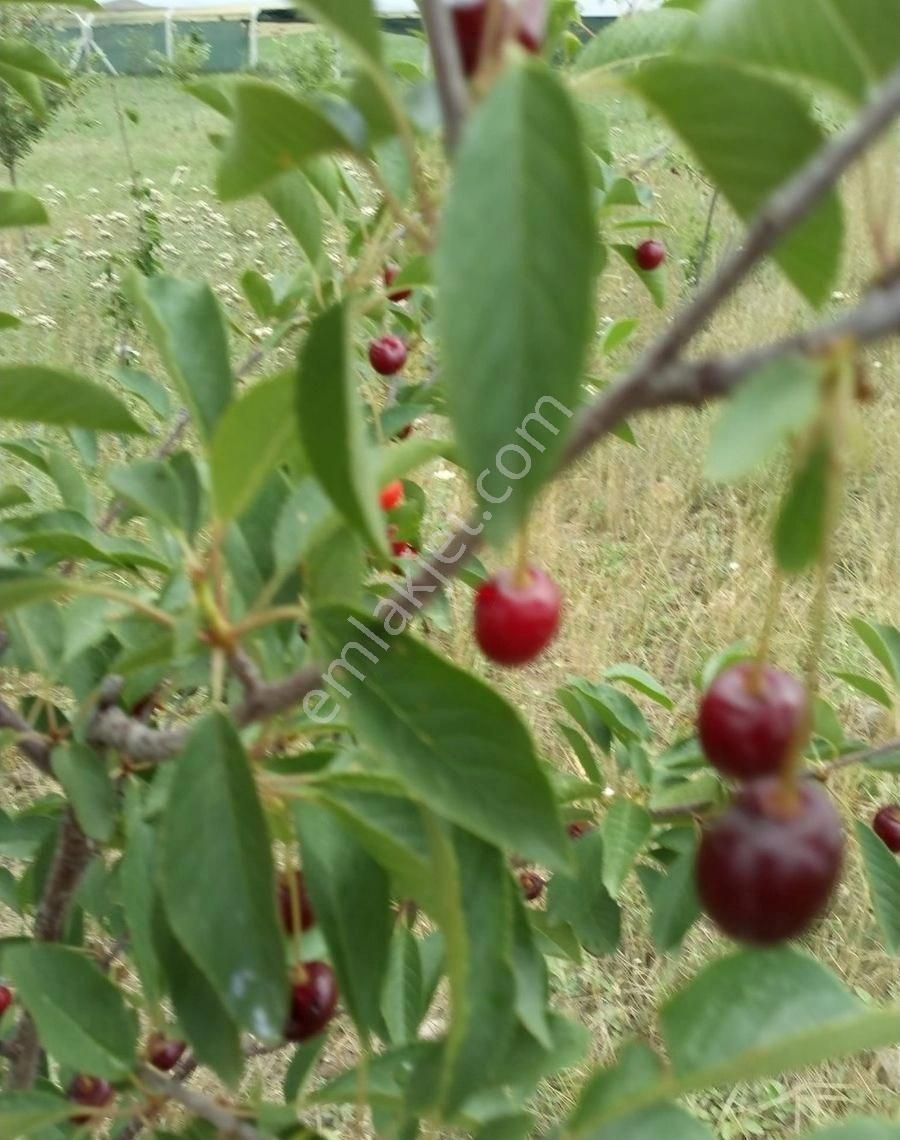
(134, 1065), (268, 1140)
(0, 699), (52, 776)
(418, 0), (469, 154)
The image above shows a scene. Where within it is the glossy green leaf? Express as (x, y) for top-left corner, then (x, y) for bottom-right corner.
(438, 62), (594, 540)
(293, 800), (392, 1040)
(602, 664), (673, 709)
(296, 0), (382, 64)
(856, 821), (900, 954)
(108, 459), (186, 530)
(111, 366), (172, 420)
(473, 1115), (535, 1140)
(833, 671), (893, 708)
(547, 828), (620, 955)
(691, 0), (870, 101)
(576, 681), (650, 742)
(576, 7), (696, 72)
(128, 274), (232, 441)
(0, 570), (72, 614)
(160, 713), (287, 1042)
(557, 721), (603, 784)
(264, 173), (323, 266)
(849, 617), (900, 686)
(631, 60), (842, 306)
(51, 744), (115, 844)
(0, 1091), (73, 1138)
(0, 366), (145, 433)
(601, 801), (651, 899)
(46, 445), (91, 516)
(570, 1041), (663, 1134)
(638, 844), (701, 952)
(241, 269), (276, 320)
(0, 39), (67, 83)
(310, 606), (569, 871)
(283, 1036), (327, 1102)
(774, 439), (830, 573)
(120, 802), (163, 1008)
(827, 0), (900, 79)
(511, 892), (551, 1048)
(296, 302), (389, 555)
(706, 356), (822, 482)
(0, 484), (29, 511)
(381, 922), (424, 1046)
(217, 80), (352, 201)
(5, 944), (136, 1079)
(211, 372), (295, 522)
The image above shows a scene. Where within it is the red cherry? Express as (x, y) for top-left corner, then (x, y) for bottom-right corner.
(285, 961), (339, 1042)
(147, 1032), (187, 1072)
(369, 335), (408, 377)
(67, 1074), (115, 1125)
(635, 239), (666, 271)
(874, 805), (900, 853)
(566, 820), (594, 840)
(384, 264), (412, 303)
(696, 777), (843, 945)
(474, 566), (561, 666)
(391, 539), (419, 558)
(448, 0), (489, 76)
(379, 480), (405, 512)
(514, 0), (548, 52)
(698, 663), (809, 781)
(277, 870), (316, 934)
(0, 985), (12, 1015)
(518, 869), (546, 901)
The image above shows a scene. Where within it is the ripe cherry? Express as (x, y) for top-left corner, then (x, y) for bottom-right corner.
(518, 870), (546, 901)
(67, 1074), (115, 1125)
(698, 662), (809, 780)
(567, 820), (594, 840)
(277, 870), (316, 935)
(285, 961), (339, 1042)
(696, 777), (843, 945)
(474, 566), (561, 666)
(379, 480), (405, 512)
(448, 0), (488, 75)
(384, 263), (411, 303)
(0, 985), (12, 1015)
(369, 335), (407, 376)
(874, 805), (900, 853)
(635, 239), (666, 271)
(147, 1031), (187, 1072)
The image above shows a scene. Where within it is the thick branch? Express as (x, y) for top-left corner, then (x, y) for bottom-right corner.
(418, 0), (469, 153)
(135, 1066), (268, 1140)
(0, 699), (52, 776)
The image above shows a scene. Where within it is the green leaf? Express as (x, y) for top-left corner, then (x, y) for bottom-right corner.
(706, 356), (822, 482)
(296, 0), (382, 65)
(264, 173), (323, 266)
(0, 312), (21, 331)
(571, 1041), (663, 1134)
(691, 0), (870, 102)
(0, 366), (145, 433)
(638, 843), (701, 952)
(296, 302), (389, 555)
(833, 671), (893, 708)
(547, 828), (620, 955)
(0, 569), (72, 614)
(438, 62), (594, 540)
(216, 79), (352, 201)
(241, 269), (276, 320)
(50, 745), (115, 844)
(283, 1036), (327, 1102)
(849, 617), (900, 686)
(0, 1091), (73, 1138)
(160, 713), (287, 1042)
(803, 1121), (900, 1140)
(108, 459), (186, 531)
(601, 801), (651, 899)
(0, 39), (67, 83)
(121, 802), (163, 1008)
(5, 944), (136, 1079)
(773, 439), (830, 573)
(381, 922), (424, 1046)
(211, 373), (296, 523)
(128, 275), (232, 441)
(0, 484), (29, 511)
(576, 8), (696, 72)
(856, 821), (900, 954)
(112, 367), (172, 420)
(584, 1105), (714, 1140)
(473, 1115), (536, 1140)
(557, 721), (603, 785)
(576, 681), (650, 742)
(310, 606), (569, 872)
(511, 893), (551, 1048)
(0, 189), (47, 229)
(602, 664), (673, 709)
(826, 0), (900, 80)
(631, 60), (843, 306)
(612, 243), (666, 309)
(293, 800), (392, 1040)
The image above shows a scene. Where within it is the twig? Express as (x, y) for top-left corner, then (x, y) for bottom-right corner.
(693, 187), (720, 288)
(134, 1065), (268, 1140)
(0, 700), (52, 776)
(418, 0), (469, 154)
(821, 736), (900, 774)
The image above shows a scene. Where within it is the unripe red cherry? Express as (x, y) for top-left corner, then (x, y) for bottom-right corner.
(698, 662), (809, 780)
(0, 985), (12, 1015)
(567, 820), (594, 840)
(518, 870), (546, 901)
(147, 1031), (187, 1072)
(384, 263), (411, 303)
(474, 566), (561, 666)
(379, 480), (405, 512)
(874, 805), (900, 853)
(67, 1074), (115, 1125)
(696, 777), (843, 945)
(369, 335), (407, 376)
(277, 870), (316, 934)
(635, 239), (666, 270)
(285, 961), (339, 1042)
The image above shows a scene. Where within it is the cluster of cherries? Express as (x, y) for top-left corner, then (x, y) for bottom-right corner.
(695, 662), (844, 944)
(64, 1028), (187, 1122)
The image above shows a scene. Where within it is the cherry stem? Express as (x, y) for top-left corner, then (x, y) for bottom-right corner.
(514, 524), (531, 590)
(752, 568), (784, 691)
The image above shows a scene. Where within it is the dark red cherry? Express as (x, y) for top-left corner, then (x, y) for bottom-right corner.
(635, 239), (666, 270)
(369, 335), (408, 376)
(384, 263), (412, 303)
(696, 777), (844, 945)
(474, 566), (561, 666)
(277, 870), (316, 934)
(147, 1032), (187, 1072)
(448, 0), (489, 76)
(285, 961), (339, 1042)
(67, 1074), (115, 1125)
(698, 663), (809, 780)
(0, 985), (12, 1015)
(874, 805), (900, 853)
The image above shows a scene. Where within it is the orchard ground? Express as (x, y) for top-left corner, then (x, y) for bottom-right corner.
(3, 60), (900, 1138)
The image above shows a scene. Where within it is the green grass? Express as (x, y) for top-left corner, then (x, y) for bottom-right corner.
(6, 70), (900, 1139)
